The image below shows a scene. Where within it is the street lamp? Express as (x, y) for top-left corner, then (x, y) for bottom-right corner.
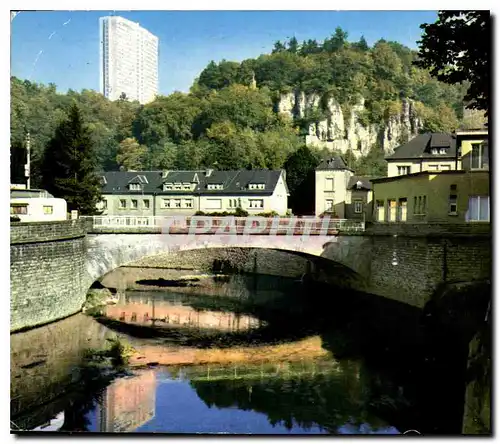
(25, 132), (31, 189)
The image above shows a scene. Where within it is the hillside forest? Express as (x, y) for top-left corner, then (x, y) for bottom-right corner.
(11, 28), (473, 204)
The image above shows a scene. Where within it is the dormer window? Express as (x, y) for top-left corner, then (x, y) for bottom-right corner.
(183, 183), (191, 190)
(249, 183), (265, 190)
(174, 183), (182, 190)
(439, 148), (447, 154)
(164, 183), (173, 191)
(129, 183), (142, 191)
(207, 184), (223, 190)
(356, 181), (363, 189)
(431, 148), (438, 155)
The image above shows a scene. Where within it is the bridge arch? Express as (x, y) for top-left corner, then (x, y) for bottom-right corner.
(85, 234), (367, 293)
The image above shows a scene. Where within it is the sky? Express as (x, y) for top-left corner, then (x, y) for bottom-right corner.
(10, 10), (438, 96)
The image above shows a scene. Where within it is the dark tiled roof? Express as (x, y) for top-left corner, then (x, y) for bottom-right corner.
(100, 171), (164, 194)
(100, 169), (287, 196)
(347, 176), (373, 191)
(316, 156), (353, 171)
(386, 133), (457, 160)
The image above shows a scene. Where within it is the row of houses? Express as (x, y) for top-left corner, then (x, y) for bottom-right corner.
(11, 129), (489, 225)
(315, 128), (489, 224)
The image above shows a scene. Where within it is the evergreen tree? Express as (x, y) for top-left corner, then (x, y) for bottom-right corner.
(41, 103), (101, 215)
(283, 146), (320, 215)
(352, 36), (369, 51)
(287, 36), (299, 54)
(272, 40), (287, 53)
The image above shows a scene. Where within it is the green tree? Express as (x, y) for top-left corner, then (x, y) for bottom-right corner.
(355, 143), (387, 177)
(41, 103), (101, 214)
(272, 40), (287, 53)
(352, 36), (369, 51)
(324, 27), (349, 52)
(414, 10), (490, 116)
(283, 146), (320, 215)
(287, 36), (299, 54)
(116, 137), (147, 171)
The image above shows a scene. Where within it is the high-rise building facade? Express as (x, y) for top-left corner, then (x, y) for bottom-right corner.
(99, 16), (159, 104)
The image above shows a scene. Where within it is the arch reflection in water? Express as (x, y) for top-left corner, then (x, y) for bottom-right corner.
(103, 291), (262, 333)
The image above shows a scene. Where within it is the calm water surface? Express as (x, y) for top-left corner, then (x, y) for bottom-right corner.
(11, 272), (469, 434)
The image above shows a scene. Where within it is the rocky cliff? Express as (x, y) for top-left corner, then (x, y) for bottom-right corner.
(277, 91), (422, 157)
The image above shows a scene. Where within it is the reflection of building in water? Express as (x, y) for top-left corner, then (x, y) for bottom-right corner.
(105, 296), (260, 332)
(97, 370), (156, 432)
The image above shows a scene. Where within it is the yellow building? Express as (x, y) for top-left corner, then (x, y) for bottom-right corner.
(314, 156), (373, 220)
(372, 129), (489, 224)
(385, 133), (460, 177)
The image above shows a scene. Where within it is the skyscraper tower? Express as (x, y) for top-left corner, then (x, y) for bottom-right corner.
(99, 16), (159, 104)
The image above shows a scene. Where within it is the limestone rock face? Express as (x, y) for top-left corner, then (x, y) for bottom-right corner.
(278, 91), (422, 157)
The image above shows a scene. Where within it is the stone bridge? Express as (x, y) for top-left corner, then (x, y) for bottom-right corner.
(11, 219), (491, 332)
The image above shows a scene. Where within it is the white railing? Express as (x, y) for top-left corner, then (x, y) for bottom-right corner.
(81, 215), (365, 233)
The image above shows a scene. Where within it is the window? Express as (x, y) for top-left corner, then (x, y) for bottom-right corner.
(249, 199), (264, 209)
(467, 196), (489, 222)
(325, 178), (334, 192)
(174, 199), (181, 208)
(208, 184), (224, 190)
(376, 200), (385, 222)
(354, 200), (363, 214)
(164, 183), (173, 190)
(183, 183), (191, 190)
(440, 165), (451, 170)
(119, 199), (126, 209)
(131, 312), (137, 322)
(325, 199), (334, 212)
(413, 196), (428, 215)
(449, 194), (458, 215)
(131, 199), (138, 209)
(129, 183), (141, 191)
(388, 199), (397, 222)
(143, 199), (150, 209)
(174, 184), (182, 190)
(471, 143), (489, 169)
(43, 206), (53, 215)
(10, 204), (28, 215)
(206, 199), (222, 210)
(431, 148), (438, 155)
(183, 199), (193, 208)
(439, 148), (447, 154)
(162, 199), (171, 208)
(228, 199), (238, 208)
(398, 198), (407, 222)
(397, 166), (410, 175)
(119, 312), (126, 321)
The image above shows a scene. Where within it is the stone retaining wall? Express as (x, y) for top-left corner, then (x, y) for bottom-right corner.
(10, 220), (88, 332)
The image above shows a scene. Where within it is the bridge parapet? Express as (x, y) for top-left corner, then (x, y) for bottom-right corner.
(81, 215), (365, 235)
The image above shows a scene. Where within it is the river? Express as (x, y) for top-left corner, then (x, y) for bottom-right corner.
(11, 270), (473, 434)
